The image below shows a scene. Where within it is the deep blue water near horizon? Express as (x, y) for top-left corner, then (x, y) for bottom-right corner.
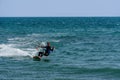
(0, 17), (120, 80)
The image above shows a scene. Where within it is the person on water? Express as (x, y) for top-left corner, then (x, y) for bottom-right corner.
(43, 42), (54, 56)
(37, 42), (54, 57)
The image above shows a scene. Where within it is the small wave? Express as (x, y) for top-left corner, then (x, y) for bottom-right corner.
(51, 40), (60, 42)
(83, 67), (120, 76)
(27, 33), (44, 37)
(8, 37), (25, 41)
(61, 66), (120, 76)
(28, 33), (68, 37)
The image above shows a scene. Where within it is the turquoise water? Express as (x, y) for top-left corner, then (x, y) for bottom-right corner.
(0, 17), (120, 80)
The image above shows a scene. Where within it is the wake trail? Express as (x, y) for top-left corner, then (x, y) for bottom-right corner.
(0, 44), (34, 58)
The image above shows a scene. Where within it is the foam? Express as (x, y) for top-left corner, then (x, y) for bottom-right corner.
(0, 44), (33, 57)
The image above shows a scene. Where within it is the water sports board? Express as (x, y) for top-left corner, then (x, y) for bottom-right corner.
(33, 56), (41, 61)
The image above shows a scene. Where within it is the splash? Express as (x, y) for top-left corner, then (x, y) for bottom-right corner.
(0, 44), (33, 57)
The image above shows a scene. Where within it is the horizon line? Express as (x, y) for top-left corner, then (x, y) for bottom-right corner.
(0, 16), (120, 18)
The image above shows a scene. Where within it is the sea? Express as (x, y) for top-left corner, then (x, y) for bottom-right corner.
(0, 17), (120, 80)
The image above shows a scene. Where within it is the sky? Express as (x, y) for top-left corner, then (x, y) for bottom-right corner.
(0, 0), (120, 17)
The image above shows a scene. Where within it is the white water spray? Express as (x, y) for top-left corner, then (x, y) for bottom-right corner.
(0, 44), (33, 57)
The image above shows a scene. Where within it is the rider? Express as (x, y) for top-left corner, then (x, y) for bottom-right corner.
(44, 42), (54, 56)
(37, 42), (54, 57)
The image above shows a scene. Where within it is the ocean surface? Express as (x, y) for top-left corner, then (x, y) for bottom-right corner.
(0, 17), (120, 80)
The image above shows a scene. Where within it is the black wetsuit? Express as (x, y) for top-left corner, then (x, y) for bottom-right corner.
(38, 52), (44, 57)
(44, 46), (54, 56)
(38, 46), (54, 57)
